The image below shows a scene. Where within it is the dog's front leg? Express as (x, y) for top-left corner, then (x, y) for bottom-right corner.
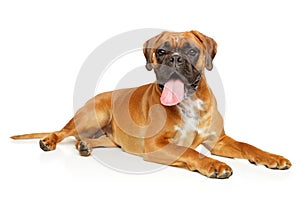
(143, 140), (232, 178)
(210, 131), (292, 170)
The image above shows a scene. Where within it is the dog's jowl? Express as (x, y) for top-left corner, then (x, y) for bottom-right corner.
(11, 30), (291, 178)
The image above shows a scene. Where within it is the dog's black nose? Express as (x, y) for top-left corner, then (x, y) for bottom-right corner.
(169, 54), (183, 64)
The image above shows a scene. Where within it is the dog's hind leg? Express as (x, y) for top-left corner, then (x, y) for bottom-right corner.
(11, 93), (113, 153)
(39, 95), (113, 152)
(76, 135), (119, 156)
(38, 118), (78, 151)
(10, 117), (78, 151)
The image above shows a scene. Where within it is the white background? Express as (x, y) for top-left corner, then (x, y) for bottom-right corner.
(1, 0), (299, 199)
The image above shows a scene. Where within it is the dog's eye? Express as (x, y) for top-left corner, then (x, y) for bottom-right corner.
(156, 49), (167, 56)
(188, 49), (197, 56)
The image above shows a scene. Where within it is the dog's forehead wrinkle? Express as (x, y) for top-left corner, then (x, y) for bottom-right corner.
(174, 35), (179, 44)
(167, 35), (198, 49)
(167, 34), (184, 47)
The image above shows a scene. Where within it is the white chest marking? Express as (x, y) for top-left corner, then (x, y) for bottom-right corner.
(174, 98), (205, 146)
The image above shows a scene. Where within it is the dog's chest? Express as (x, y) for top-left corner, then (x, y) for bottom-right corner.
(172, 98), (206, 146)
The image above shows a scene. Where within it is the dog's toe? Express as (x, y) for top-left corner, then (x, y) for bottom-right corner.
(206, 161), (232, 179)
(39, 134), (58, 151)
(78, 141), (91, 156)
(209, 168), (232, 179)
(39, 139), (56, 151)
(218, 169), (232, 179)
(249, 154), (292, 170)
(39, 140), (50, 151)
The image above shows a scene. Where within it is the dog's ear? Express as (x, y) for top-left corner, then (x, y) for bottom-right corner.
(191, 30), (217, 71)
(143, 40), (155, 71)
(143, 32), (165, 71)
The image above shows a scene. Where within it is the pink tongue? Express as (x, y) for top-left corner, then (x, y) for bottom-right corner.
(160, 79), (184, 106)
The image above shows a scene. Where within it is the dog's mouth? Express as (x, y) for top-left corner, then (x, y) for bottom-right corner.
(158, 73), (185, 106)
(158, 73), (201, 106)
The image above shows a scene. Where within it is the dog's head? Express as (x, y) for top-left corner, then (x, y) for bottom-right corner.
(143, 30), (217, 106)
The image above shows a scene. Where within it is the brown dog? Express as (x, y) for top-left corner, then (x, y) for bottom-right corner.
(11, 30), (291, 178)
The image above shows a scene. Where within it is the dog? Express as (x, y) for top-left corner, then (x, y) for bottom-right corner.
(11, 30), (291, 178)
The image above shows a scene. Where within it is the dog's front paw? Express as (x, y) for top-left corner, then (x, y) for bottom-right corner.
(249, 154), (291, 170)
(78, 141), (92, 156)
(39, 135), (57, 151)
(199, 157), (233, 179)
(208, 162), (233, 179)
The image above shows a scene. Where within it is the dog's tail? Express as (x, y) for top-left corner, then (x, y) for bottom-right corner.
(10, 118), (77, 140)
(10, 132), (52, 140)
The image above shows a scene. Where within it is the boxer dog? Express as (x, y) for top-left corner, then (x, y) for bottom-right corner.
(11, 30), (291, 178)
